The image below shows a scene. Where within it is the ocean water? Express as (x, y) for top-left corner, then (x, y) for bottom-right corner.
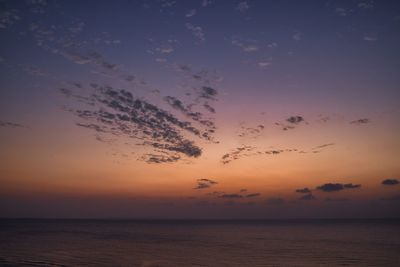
(0, 219), (399, 266)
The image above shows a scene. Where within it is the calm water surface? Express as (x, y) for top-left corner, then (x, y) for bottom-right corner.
(0, 219), (399, 266)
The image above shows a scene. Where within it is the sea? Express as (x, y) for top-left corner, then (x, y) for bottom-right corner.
(0, 219), (399, 266)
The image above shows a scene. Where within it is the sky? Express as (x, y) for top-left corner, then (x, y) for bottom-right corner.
(0, 0), (399, 219)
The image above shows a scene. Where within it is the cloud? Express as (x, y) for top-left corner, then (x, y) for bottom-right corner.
(156, 46), (174, 54)
(231, 37), (259, 53)
(0, 9), (20, 29)
(316, 183), (344, 192)
(237, 123), (264, 138)
(267, 42), (278, 48)
(185, 23), (205, 42)
(194, 178), (218, 189)
(160, 0), (177, 7)
(295, 188), (311, 194)
(202, 0), (213, 7)
(185, 9), (196, 18)
(343, 183), (361, 189)
(27, 22), (137, 84)
(358, 1), (374, 10)
(242, 45), (258, 52)
(382, 179), (399, 185)
(299, 194), (316, 201)
(309, 143), (335, 154)
(163, 96), (216, 141)
(316, 183), (361, 192)
(363, 35), (377, 42)
(335, 8), (348, 16)
(350, 118), (370, 124)
(0, 120), (27, 129)
(68, 21), (85, 34)
(155, 58), (167, 63)
(312, 143), (335, 150)
(140, 154), (180, 164)
(258, 61), (271, 68)
(200, 86), (218, 100)
(221, 145), (256, 164)
(20, 64), (49, 77)
(206, 191), (225, 196)
(61, 84), (213, 163)
(292, 31), (302, 41)
(287, 116), (304, 124)
(145, 141), (202, 158)
(237, 1), (249, 12)
(27, 0), (48, 14)
(198, 178), (218, 184)
(172, 65), (221, 117)
(203, 103), (215, 113)
(275, 116), (306, 131)
(221, 145), (296, 164)
(266, 197), (285, 205)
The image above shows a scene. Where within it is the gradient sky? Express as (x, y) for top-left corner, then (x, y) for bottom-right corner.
(0, 0), (399, 219)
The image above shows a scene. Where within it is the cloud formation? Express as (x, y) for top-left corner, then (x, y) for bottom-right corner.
(231, 37), (259, 53)
(237, 123), (264, 138)
(382, 179), (399, 185)
(350, 118), (370, 124)
(0, 9), (20, 29)
(185, 23), (205, 42)
(312, 143), (335, 150)
(295, 188), (311, 194)
(316, 183), (361, 192)
(185, 9), (196, 18)
(60, 83), (215, 163)
(194, 178), (218, 189)
(287, 116), (305, 124)
(221, 145), (297, 164)
(0, 120), (27, 129)
(275, 115), (306, 130)
(236, 1), (249, 12)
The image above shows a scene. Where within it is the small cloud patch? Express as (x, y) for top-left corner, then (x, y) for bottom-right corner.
(194, 178), (218, 189)
(382, 179), (399, 185)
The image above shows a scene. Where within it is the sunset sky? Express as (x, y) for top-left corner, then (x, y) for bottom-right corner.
(0, 0), (399, 219)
